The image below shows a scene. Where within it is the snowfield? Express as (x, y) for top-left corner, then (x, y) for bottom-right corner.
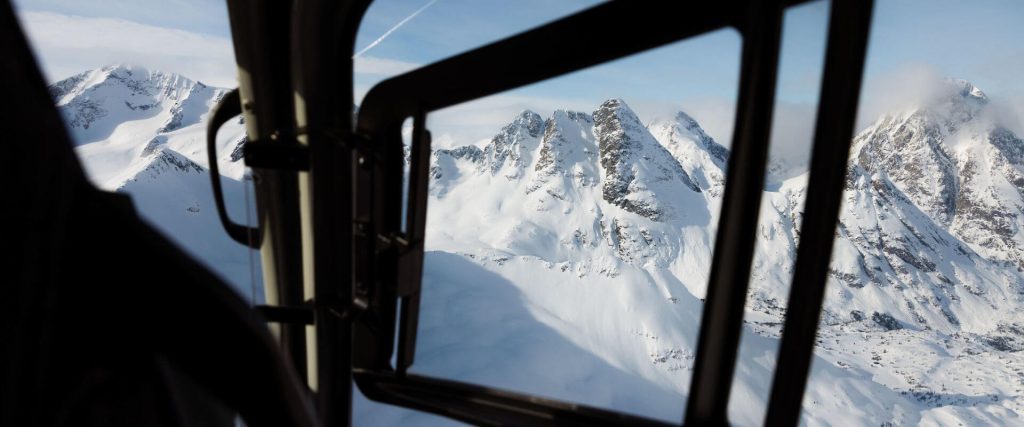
(55, 66), (1024, 426)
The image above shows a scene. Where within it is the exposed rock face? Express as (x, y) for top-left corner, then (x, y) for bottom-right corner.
(852, 80), (987, 225)
(534, 111), (596, 178)
(846, 79), (1024, 275)
(151, 149), (204, 174)
(48, 72), (87, 100)
(948, 126), (1024, 269)
(593, 98), (700, 221)
(483, 110), (544, 179)
(427, 101), (706, 224)
(64, 97), (108, 130)
(526, 110), (599, 202)
(141, 136), (166, 157)
(872, 312), (903, 331)
(230, 136), (248, 162)
(116, 148), (204, 192)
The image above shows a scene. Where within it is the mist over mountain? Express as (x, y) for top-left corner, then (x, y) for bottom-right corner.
(54, 66), (1024, 425)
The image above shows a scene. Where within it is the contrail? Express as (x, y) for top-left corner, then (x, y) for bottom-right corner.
(353, 0), (439, 58)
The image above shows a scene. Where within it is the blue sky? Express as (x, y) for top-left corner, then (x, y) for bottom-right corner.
(13, 0), (1024, 162)
(865, 0), (1024, 97)
(352, 0), (827, 102)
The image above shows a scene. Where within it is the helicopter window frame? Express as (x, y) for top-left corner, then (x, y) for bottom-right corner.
(347, 0), (874, 425)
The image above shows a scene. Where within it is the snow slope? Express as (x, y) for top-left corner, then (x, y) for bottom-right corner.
(53, 65), (260, 296)
(54, 66), (1024, 425)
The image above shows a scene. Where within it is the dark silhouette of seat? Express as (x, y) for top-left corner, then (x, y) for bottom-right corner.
(0, 2), (315, 425)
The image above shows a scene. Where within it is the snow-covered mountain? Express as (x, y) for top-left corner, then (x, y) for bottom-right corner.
(52, 65), (259, 295)
(410, 84), (1024, 425)
(54, 66), (1024, 425)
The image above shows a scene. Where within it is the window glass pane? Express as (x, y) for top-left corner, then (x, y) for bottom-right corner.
(13, 0), (262, 302)
(726, 1), (830, 424)
(387, 29), (743, 423)
(804, 0), (1024, 424)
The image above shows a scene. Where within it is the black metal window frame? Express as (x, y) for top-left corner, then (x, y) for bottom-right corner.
(345, 0), (875, 426)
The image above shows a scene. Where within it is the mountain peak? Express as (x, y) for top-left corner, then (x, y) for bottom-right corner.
(910, 77), (989, 124)
(593, 98), (645, 138)
(594, 98), (701, 221)
(649, 110), (729, 196)
(501, 109), (544, 138)
(97, 63), (207, 87)
(945, 78), (987, 103)
(671, 110), (727, 164)
(514, 109), (542, 123)
(596, 98), (632, 115)
(50, 65), (209, 103)
(483, 110), (544, 178)
(50, 66), (226, 144)
(100, 63), (151, 76)
(860, 77), (991, 143)
(529, 109), (598, 190)
(850, 76), (1009, 232)
(673, 110), (699, 128)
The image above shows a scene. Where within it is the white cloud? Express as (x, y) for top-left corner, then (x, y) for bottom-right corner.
(855, 64), (947, 132)
(17, 10), (237, 86)
(991, 96), (1024, 139)
(854, 63), (1024, 138)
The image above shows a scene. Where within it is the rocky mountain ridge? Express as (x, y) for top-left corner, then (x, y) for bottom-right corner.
(52, 66), (1024, 425)
(421, 79), (1024, 423)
